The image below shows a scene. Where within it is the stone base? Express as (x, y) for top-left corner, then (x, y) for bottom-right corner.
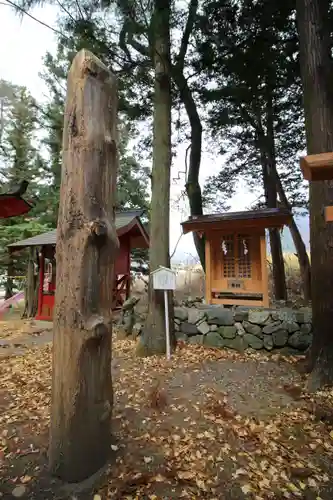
(174, 305), (313, 354)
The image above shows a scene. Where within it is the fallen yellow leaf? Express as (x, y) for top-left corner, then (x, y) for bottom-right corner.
(178, 470), (195, 480)
(20, 476), (31, 484)
(308, 478), (317, 488)
(287, 483), (300, 494)
(196, 479), (208, 491)
(152, 474), (166, 482)
(241, 484), (252, 494)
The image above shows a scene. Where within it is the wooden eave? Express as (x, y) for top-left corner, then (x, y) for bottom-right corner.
(300, 152), (333, 181)
(0, 195), (32, 219)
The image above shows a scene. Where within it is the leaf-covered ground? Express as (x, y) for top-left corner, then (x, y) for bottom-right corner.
(1, 323), (333, 499)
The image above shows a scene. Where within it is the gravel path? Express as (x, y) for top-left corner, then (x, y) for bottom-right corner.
(0, 321), (53, 357)
(2, 330), (333, 499)
(168, 357), (303, 419)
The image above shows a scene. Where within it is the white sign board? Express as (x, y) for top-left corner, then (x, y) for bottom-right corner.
(150, 266), (176, 360)
(151, 266), (176, 291)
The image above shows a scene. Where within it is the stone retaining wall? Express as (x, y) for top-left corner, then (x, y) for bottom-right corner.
(174, 306), (312, 354)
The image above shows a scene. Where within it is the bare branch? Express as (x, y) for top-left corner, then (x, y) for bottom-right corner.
(175, 0), (198, 73)
(55, 0), (77, 24)
(4, 0), (71, 40)
(170, 232), (183, 259)
(75, 0), (85, 19)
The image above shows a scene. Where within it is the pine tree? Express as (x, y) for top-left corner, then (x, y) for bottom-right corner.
(136, 0), (176, 355)
(15, 0), (207, 268)
(195, 0), (311, 301)
(39, 42), (151, 217)
(0, 84), (49, 297)
(296, 0), (333, 387)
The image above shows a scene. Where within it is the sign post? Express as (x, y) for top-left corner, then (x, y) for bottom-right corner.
(151, 265), (176, 360)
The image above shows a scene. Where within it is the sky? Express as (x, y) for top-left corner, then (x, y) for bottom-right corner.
(0, 2), (309, 262)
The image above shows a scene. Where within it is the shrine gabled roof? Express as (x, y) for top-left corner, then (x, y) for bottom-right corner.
(8, 209), (148, 250)
(0, 181), (33, 219)
(181, 208), (292, 234)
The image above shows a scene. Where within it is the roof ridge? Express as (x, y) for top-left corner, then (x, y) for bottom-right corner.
(8, 210), (148, 249)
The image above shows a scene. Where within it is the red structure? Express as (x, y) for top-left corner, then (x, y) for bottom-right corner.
(0, 181), (32, 219)
(8, 210), (149, 321)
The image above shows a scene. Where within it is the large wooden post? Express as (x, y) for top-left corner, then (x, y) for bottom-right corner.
(260, 232), (269, 307)
(49, 50), (119, 482)
(204, 236), (212, 304)
(36, 250), (44, 319)
(22, 247), (36, 318)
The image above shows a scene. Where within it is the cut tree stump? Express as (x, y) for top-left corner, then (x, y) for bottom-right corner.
(48, 49), (119, 482)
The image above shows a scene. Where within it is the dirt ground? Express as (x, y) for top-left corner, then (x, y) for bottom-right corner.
(1, 320), (333, 499)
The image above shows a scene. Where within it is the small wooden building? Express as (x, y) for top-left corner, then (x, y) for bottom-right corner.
(181, 208), (291, 307)
(8, 210), (149, 321)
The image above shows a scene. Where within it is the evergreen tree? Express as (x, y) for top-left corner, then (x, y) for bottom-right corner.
(296, 0), (333, 386)
(39, 44), (151, 219)
(194, 0), (311, 300)
(16, 0), (207, 268)
(136, 0), (176, 356)
(0, 84), (50, 296)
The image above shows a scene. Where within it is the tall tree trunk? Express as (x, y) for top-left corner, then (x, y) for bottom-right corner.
(296, 0), (333, 387)
(265, 92), (288, 301)
(139, 0), (175, 356)
(172, 0), (205, 270)
(274, 171), (312, 302)
(266, 179), (287, 302)
(268, 227), (287, 300)
(173, 70), (205, 269)
(118, 0), (206, 270)
(261, 155), (287, 302)
(49, 49), (118, 481)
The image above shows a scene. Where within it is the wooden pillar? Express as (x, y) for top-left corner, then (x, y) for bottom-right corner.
(24, 247), (36, 318)
(48, 50), (119, 482)
(260, 232), (269, 307)
(37, 249), (45, 319)
(126, 242), (131, 300)
(205, 236), (212, 304)
(5, 250), (14, 300)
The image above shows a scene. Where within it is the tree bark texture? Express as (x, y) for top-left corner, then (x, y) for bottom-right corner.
(296, 0), (333, 386)
(261, 155), (287, 302)
(274, 171), (312, 302)
(22, 247), (37, 318)
(172, 0), (205, 270)
(139, 0), (175, 356)
(172, 69), (205, 269)
(49, 49), (118, 481)
(265, 94), (288, 301)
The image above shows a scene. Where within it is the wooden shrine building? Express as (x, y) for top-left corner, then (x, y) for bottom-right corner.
(8, 210), (149, 321)
(181, 208), (291, 307)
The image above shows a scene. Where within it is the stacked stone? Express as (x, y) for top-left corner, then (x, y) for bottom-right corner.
(174, 306), (313, 354)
